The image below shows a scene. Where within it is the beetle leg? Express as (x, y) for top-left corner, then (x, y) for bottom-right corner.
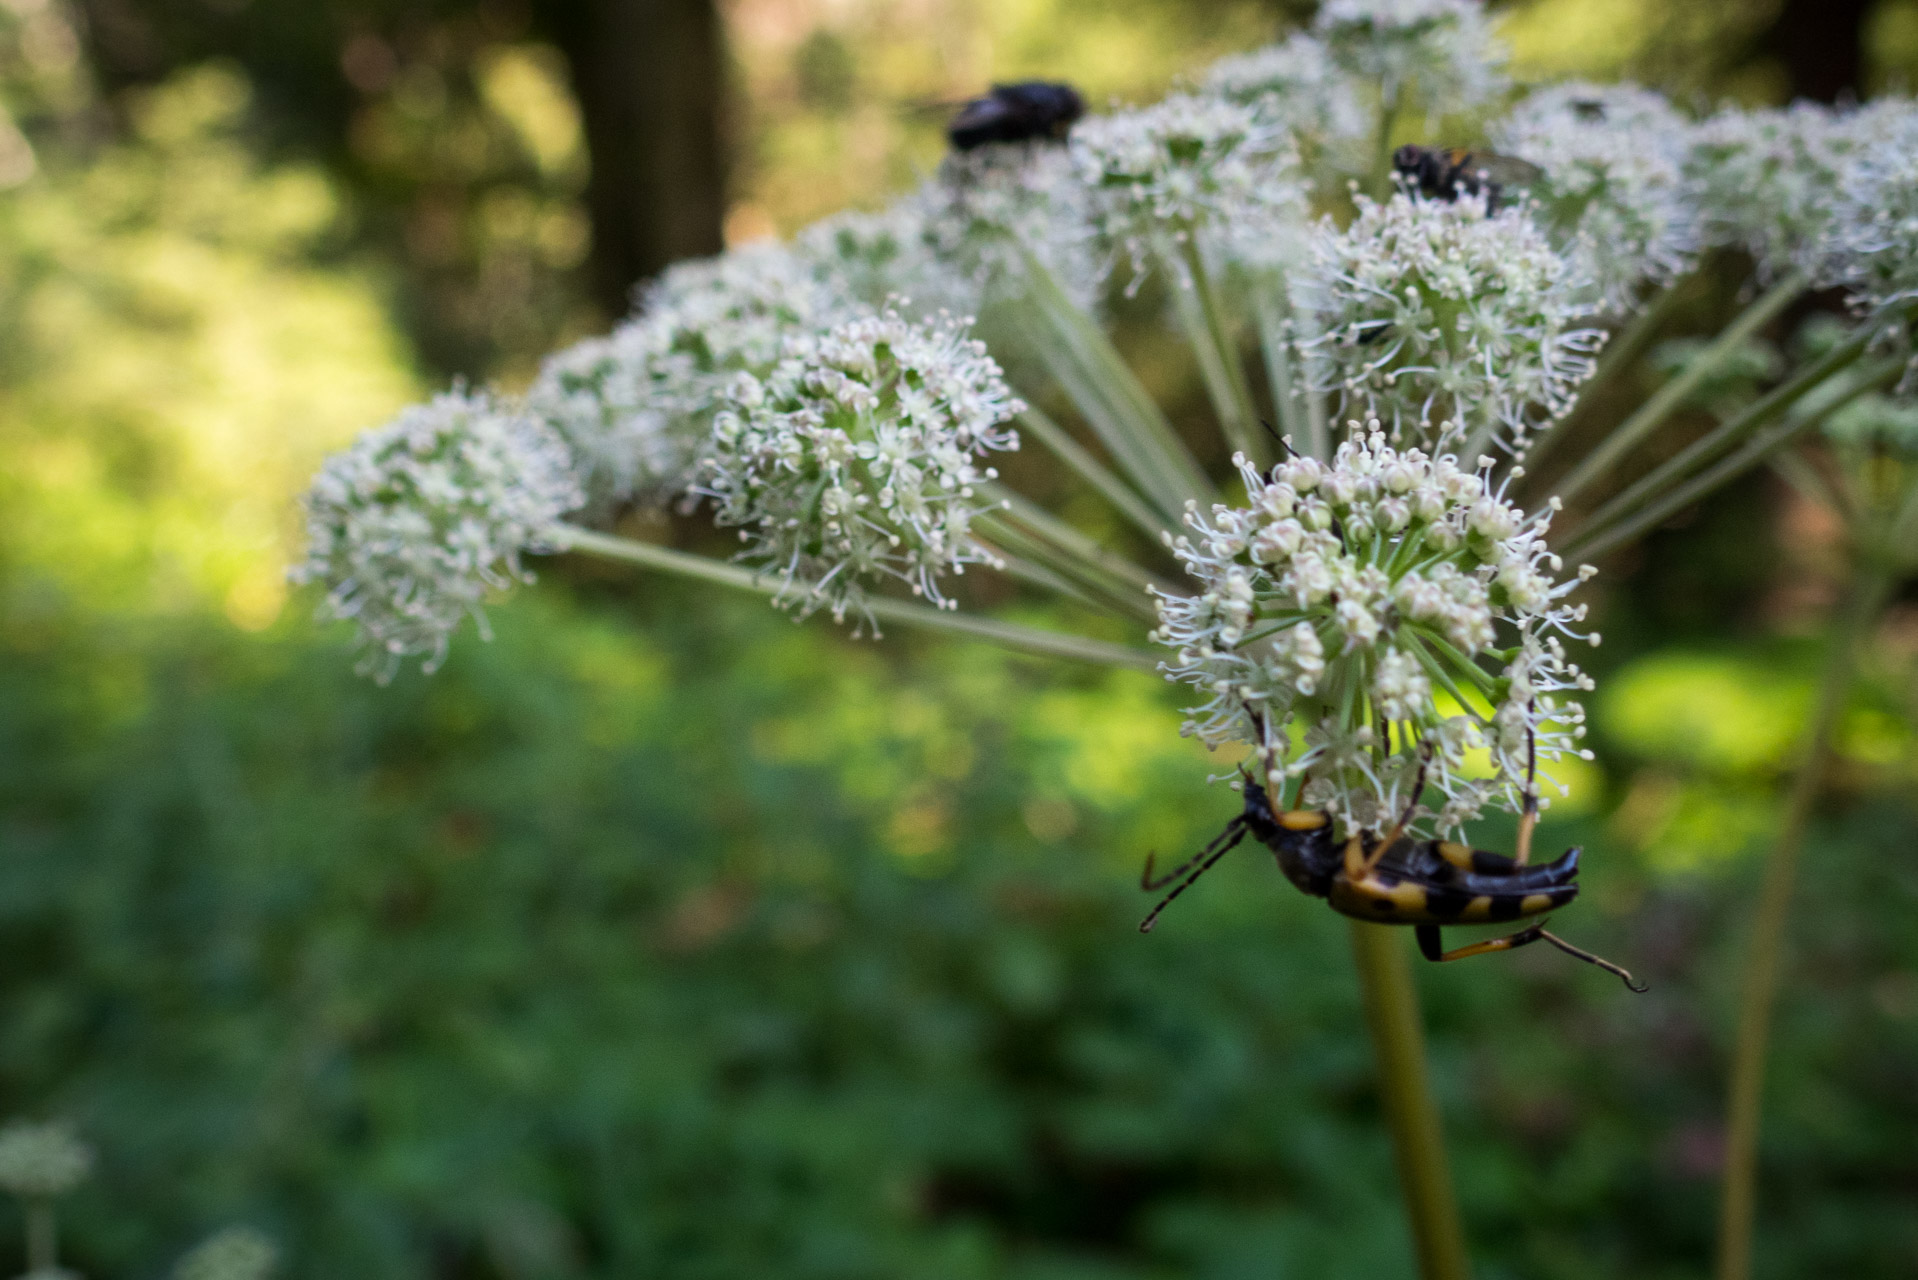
(1538, 929), (1649, 993)
(1416, 922), (1650, 994)
(1416, 922), (1547, 963)
(1363, 745), (1431, 874)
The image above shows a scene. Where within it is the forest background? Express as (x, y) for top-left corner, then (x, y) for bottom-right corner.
(3, 0), (1917, 1276)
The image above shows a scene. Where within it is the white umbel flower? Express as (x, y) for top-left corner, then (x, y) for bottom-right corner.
(525, 242), (855, 511)
(1298, 192), (1603, 454)
(914, 141), (1102, 311)
(1812, 101), (1918, 311)
(175, 1227), (279, 1280)
(294, 391), (584, 679)
(1314, 0), (1507, 115)
(0, 1121), (92, 1199)
(523, 324), (685, 511)
(1071, 94), (1303, 285)
(795, 200), (968, 315)
(1687, 99), (1914, 284)
(1203, 33), (1370, 167)
(703, 309), (1023, 624)
(1153, 428), (1596, 837)
(1492, 82), (1704, 314)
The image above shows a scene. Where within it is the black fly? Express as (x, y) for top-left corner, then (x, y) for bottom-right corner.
(947, 81), (1085, 151)
(1392, 144), (1543, 213)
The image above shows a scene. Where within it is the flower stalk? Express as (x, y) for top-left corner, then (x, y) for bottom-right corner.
(1014, 406), (1169, 540)
(1562, 355), (1904, 562)
(1015, 253), (1215, 519)
(1351, 920), (1473, 1280)
(1522, 271), (1697, 472)
(1551, 271), (1808, 507)
(1165, 233), (1267, 466)
(1715, 560), (1895, 1280)
(551, 525), (1157, 670)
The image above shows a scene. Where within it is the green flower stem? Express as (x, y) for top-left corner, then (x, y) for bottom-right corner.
(1167, 233), (1266, 466)
(1366, 87), (1403, 201)
(1017, 252), (1216, 519)
(1768, 450), (1854, 526)
(1715, 561), (1896, 1280)
(1523, 272), (1696, 473)
(1256, 284), (1331, 461)
(1568, 309), (1900, 547)
(550, 525), (1158, 670)
(1549, 271), (1809, 509)
(1349, 921), (1473, 1280)
(1562, 356), (1904, 563)
(986, 546), (1118, 616)
(26, 1198), (55, 1273)
(985, 483), (1173, 597)
(1014, 406), (1169, 540)
(972, 510), (1160, 624)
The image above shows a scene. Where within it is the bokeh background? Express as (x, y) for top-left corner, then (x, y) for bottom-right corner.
(3, 0), (1918, 1276)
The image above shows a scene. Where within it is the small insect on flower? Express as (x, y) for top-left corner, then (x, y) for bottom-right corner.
(947, 81), (1086, 151)
(1392, 144), (1542, 213)
(1139, 748), (1646, 992)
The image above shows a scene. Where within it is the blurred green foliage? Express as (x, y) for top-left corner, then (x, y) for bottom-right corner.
(2, 576), (1917, 1279)
(2, 1), (1918, 1277)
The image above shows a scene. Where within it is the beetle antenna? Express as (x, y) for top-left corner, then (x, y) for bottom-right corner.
(1141, 814), (1246, 893)
(1538, 929), (1649, 994)
(1258, 418), (1300, 459)
(1140, 821), (1249, 931)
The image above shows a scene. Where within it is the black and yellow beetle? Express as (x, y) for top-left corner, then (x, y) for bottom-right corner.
(1140, 771), (1646, 992)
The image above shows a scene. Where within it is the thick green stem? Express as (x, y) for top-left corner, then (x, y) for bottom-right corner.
(1715, 564), (1894, 1280)
(972, 509), (1159, 624)
(26, 1199), (55, 1273)
(986, 485), (1171, 595)
(1366, 88), (1403, 202)
(1350, 921), (1473, 1280)
(1255, 286), (1313, 454)
(1168, 233), (1265, 466)
(1562, 357), (1903, 562)
(1550, 272), (1808, 509)
(1014, 406), (1169, 541)
(1523, 273), (1696, 474)
(1567, 308), (1905, 548)
(1016, 254), (1215, 519)
(549, 525), (1158, 670)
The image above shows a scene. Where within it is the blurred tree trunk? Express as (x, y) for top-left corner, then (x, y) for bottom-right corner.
(538, 0), (728, 318)
(1757, 0), (1871, 102)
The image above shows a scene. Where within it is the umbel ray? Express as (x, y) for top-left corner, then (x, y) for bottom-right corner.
(1140, 711), (1647, 993)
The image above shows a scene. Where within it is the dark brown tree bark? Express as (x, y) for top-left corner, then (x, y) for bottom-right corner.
(538, 0), (729, 317)
(1757, 0), (1873, 102)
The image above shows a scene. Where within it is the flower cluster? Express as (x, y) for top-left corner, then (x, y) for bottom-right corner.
(1070, 94), (1302, 284)
(1313, 0), (1505, 115)
(0, 1121), (92, 1199)
(1492, 82), (1704, 314)
(1203, 33), (1369, 168)
(914, 140), (1103, 311)
(1298, 193), (1603, 454)
(528, 243), (855, 509)
(795, 202), (959, 314)
(1153, 429), (1596, 836)
(702, 309), (1023, 622)
(292, 391), (584, 679)
(1812, 104), (1918, 312)
(1686, 100), (1913, 283)
(176, 1227), (280, 1280)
